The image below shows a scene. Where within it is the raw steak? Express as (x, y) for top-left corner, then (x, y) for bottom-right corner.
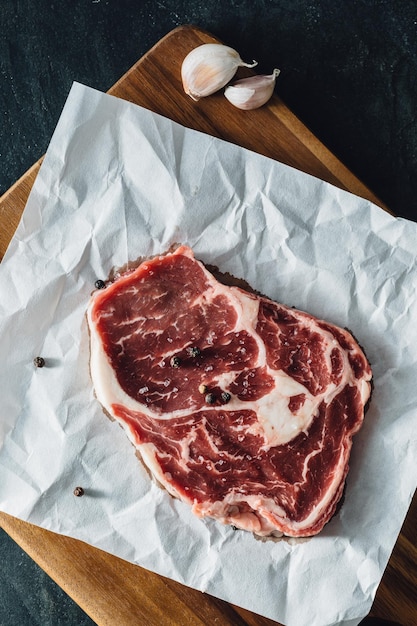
(87, 245), (372, 537)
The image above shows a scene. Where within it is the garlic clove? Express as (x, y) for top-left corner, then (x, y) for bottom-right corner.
(224, 68), (281, 110)
(181, 43), (258, 101)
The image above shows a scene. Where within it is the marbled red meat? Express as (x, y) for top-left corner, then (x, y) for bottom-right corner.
(87, 245), (372, 537)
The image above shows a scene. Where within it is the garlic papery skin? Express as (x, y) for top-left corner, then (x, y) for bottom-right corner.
(181, 43), (258, 101)
(224, 68), (281, 110)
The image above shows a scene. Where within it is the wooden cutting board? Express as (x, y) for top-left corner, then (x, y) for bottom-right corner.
(0, 25), (416, 626)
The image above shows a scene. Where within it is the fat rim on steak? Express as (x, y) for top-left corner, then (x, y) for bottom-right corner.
(87, 245), (372, 537)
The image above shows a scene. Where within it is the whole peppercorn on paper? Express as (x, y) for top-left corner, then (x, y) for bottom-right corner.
(0, 82), (417, 626)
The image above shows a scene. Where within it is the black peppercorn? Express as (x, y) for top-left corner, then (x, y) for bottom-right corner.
(205, 392), (216, 405)
(170, 356), (181, 368)
(33, 356), (45, 368)
(221, 391), (231, 404)
(95, 279), (106, 289)
(73, 486), (84, 497)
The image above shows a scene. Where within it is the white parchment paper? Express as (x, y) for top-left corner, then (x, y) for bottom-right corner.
(1, 82), (416, 626)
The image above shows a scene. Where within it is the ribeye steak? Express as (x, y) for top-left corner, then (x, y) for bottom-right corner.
(87, 245), (372, 537)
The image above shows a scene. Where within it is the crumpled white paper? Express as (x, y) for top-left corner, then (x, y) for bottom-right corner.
(1, 82), (416, 626)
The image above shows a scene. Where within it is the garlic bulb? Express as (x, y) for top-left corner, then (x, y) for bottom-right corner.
(224, 68), (281, 110)
(181, 43), (257, 101)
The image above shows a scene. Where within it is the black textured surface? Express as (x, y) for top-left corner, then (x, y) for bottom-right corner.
(0, 528), (94, 625)
(1, 1), (416, 624)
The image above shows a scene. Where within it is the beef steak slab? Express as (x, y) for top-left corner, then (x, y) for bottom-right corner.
(87, 245), (372, 537)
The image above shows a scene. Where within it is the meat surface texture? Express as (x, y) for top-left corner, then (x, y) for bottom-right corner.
(87, 245), (372, 537)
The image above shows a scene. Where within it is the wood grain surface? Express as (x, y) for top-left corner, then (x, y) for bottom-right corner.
(0, 25), (415, 626)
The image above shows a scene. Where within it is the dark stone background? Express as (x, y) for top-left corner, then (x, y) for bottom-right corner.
(1, 1), (416, 624)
